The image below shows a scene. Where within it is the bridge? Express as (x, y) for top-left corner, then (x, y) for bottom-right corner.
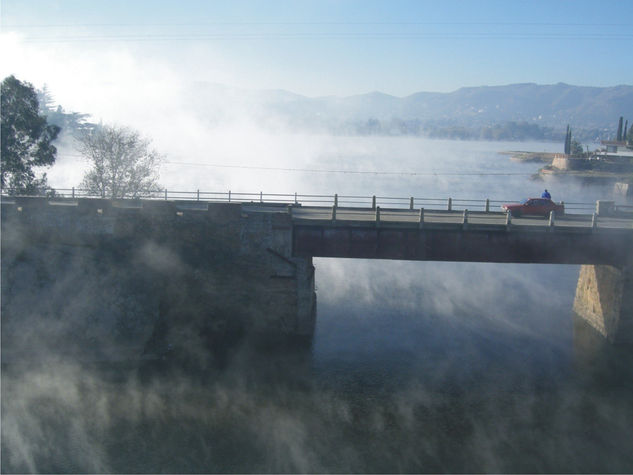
(288, 204), (632, 265)
(1, 192), (632, 362)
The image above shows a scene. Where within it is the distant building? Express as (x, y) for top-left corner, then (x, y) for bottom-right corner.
(596, 140), (633, 160)
(598, 140), (633, 160)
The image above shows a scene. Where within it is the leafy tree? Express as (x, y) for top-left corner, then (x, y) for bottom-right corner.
(76, 124), (163, 198)
(1, 75), (60, 194)
(570, 139), (584, 156)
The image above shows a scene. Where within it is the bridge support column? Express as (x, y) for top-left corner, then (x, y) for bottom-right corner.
(573, 265), (633, 344)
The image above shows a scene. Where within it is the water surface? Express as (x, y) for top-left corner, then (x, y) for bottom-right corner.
(3, 138), (632, 473)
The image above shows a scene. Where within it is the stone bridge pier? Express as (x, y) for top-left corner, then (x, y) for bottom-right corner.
(573, 264), (633, 344)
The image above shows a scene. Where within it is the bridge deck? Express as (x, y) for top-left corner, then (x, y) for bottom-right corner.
(286, 206), (633, 265)
(291, 206), (633, 232)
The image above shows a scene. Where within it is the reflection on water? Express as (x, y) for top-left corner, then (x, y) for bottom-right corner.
(3, 260), (633, 473)
(3, 139), (633, 473)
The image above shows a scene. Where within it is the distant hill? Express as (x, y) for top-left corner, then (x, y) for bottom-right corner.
(398, 83), (633, 129)
(189, 82), (633, 141)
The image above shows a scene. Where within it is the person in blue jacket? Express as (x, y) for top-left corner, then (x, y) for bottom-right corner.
(541, 189), (551, 200)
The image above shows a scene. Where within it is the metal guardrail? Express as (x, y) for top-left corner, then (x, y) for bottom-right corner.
(0, 188), (618, 214)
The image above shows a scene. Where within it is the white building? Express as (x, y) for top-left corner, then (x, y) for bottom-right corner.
(597, 141), (633, 160)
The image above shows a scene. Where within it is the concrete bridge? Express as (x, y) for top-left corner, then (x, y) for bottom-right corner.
(1, 195), (632, 362)
(290, 205), (631, 265)
(288, 202), (633, 345)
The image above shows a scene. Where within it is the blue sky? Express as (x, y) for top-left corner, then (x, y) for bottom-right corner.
(2, 0), (632, 97)
(1, 0), (631, 191)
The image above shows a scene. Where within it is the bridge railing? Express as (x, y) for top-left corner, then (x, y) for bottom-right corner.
(563, 202), (598, 213)
(0, 188), (611, 214)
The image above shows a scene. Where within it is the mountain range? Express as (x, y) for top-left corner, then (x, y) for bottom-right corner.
(189, 82), (632, 139)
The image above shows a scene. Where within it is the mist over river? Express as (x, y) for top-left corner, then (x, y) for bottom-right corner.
(3, 137), (633, 473)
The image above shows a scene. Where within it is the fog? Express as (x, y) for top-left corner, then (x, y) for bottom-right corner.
(0, 33), (618, 200)
(3, 32), (633, 475)
(3, 267), (633, 474)
(49, 132), (615, 202)
(5, 131), (633, 472)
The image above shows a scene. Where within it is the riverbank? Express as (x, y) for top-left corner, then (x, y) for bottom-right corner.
(538, 165), (633, 182)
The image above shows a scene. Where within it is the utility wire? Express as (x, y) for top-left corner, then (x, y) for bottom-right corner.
(61, 154), (532, 176)
(7, 19), (631, 42)
(5, 20), (633, 27)
(18, 32), (633, 43)
(58, 154), (535, 176)
(161, 160), (533, 176)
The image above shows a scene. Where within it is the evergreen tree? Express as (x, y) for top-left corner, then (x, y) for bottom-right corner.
(36, 85), (94, 134)
(37, 84), (56, 113)
(564, 124), (571, 154)
(564, 125), (568, 154)
(617, 116), (623, 141)
(1, 75), (60, 194)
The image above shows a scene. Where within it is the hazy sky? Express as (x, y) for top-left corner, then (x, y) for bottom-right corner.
(2, 0), (632, 99)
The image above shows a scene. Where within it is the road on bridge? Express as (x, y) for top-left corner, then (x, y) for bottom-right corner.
(289, 206), (633, 231)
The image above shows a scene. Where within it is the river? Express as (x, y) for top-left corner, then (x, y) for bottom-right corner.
(2, 137), (633, 473)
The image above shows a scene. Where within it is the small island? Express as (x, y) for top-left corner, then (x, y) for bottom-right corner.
(538, 139), (633, 185)
(503, 118), (633, 196)
(498, 151), (560, 163)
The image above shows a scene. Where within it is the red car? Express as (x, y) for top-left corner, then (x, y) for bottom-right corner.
(501, 198), (564, 218)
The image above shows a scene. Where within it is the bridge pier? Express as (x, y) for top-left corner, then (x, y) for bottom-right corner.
(236, 205), (316, 340)
(573, 265), (633, 344)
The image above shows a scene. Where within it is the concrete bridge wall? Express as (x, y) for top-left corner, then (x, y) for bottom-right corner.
(293, 224), (630, 266)
(1, 198), (315, 363)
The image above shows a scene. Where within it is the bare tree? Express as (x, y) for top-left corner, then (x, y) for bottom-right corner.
(77, 124), (162, 198)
